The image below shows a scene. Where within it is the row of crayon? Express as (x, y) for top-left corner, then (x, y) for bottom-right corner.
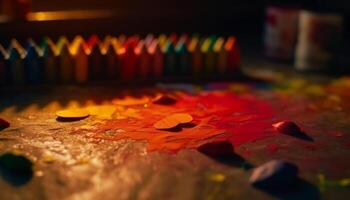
(0, 34), (240, 85)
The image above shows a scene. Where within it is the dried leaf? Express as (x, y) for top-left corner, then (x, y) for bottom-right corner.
(154, 113), (193, 130)
(56, 108), (90, 119)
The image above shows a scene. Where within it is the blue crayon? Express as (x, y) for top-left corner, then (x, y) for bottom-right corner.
(0, 44), (8, 85)
(176, 40), (190, 76)
(24, 40), (43, 84)
(163, 40), (176, 77)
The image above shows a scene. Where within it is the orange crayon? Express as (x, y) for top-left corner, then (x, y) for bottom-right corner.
(57, 37), (74, 83)
(71, 36), (88, 83)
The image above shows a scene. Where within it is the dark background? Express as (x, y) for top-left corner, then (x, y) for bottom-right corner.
(0, 0), (349, 46)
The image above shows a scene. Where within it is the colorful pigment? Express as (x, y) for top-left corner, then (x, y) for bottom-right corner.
(75, 92), (276, 153)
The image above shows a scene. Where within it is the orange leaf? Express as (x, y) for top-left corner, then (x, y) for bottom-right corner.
(56, 108), (90, 119)
(154, 113), (193, 130)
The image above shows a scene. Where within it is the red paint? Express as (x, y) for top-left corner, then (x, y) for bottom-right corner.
(266, 144), (280, 154)
(76, 92), (275, 153)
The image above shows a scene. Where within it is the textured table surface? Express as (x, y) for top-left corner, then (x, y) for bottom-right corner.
(1, 67), (350, 200)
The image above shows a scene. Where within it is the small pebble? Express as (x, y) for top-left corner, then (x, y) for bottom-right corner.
(249, 160), (299, 189)
(198, 140), (234, 157)
(272, 121), (301, 135)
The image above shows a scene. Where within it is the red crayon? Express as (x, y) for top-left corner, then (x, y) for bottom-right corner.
(148, 39), (163, 79)
(135, 40), (151, 79)
(169, 33), (178, 45)
(120, 37), (138, 81)
(225, 36), (240, 73)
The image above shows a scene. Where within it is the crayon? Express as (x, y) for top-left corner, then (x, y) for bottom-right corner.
(41, 37), (59, 84)
(169, 33), (178, 45)
(144, 34), (154, 48)
(214, 37), (227, 75)
(188, 37), (202, 78)
(0, 44), (8, 85)
(8, 39), (25, 85)
(158, 34), (168, 49)
(57, 37), (74, 83)
(118, 34), (127, 46)
(202, 36), (217, 76)
(102, 36), (120, 80)
(178, 34), (190, 46)
(163, 40), (176, 77)
(120, 37), (138, 81)
(176, 39), (190, 76)
(87, 35), (103, 81)
(24, 39), (43, 84)
(71, 36), (88, 83)
(148, 39), (163, 79)
(135, 40), (151, 79)
(225, 36), (240, 73)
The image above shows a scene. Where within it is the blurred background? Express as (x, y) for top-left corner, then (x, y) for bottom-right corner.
(0, 0), (349, 75)
(0, 0), (348, 38)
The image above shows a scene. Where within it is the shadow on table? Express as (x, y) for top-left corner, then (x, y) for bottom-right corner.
(205, 153), (254, 170)
(0, 165), (33, 187)
(257, 178), (320, 200)
(289, 131), (314, 142)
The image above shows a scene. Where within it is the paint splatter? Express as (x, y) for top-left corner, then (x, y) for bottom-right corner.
(75, 92), (275, 153)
